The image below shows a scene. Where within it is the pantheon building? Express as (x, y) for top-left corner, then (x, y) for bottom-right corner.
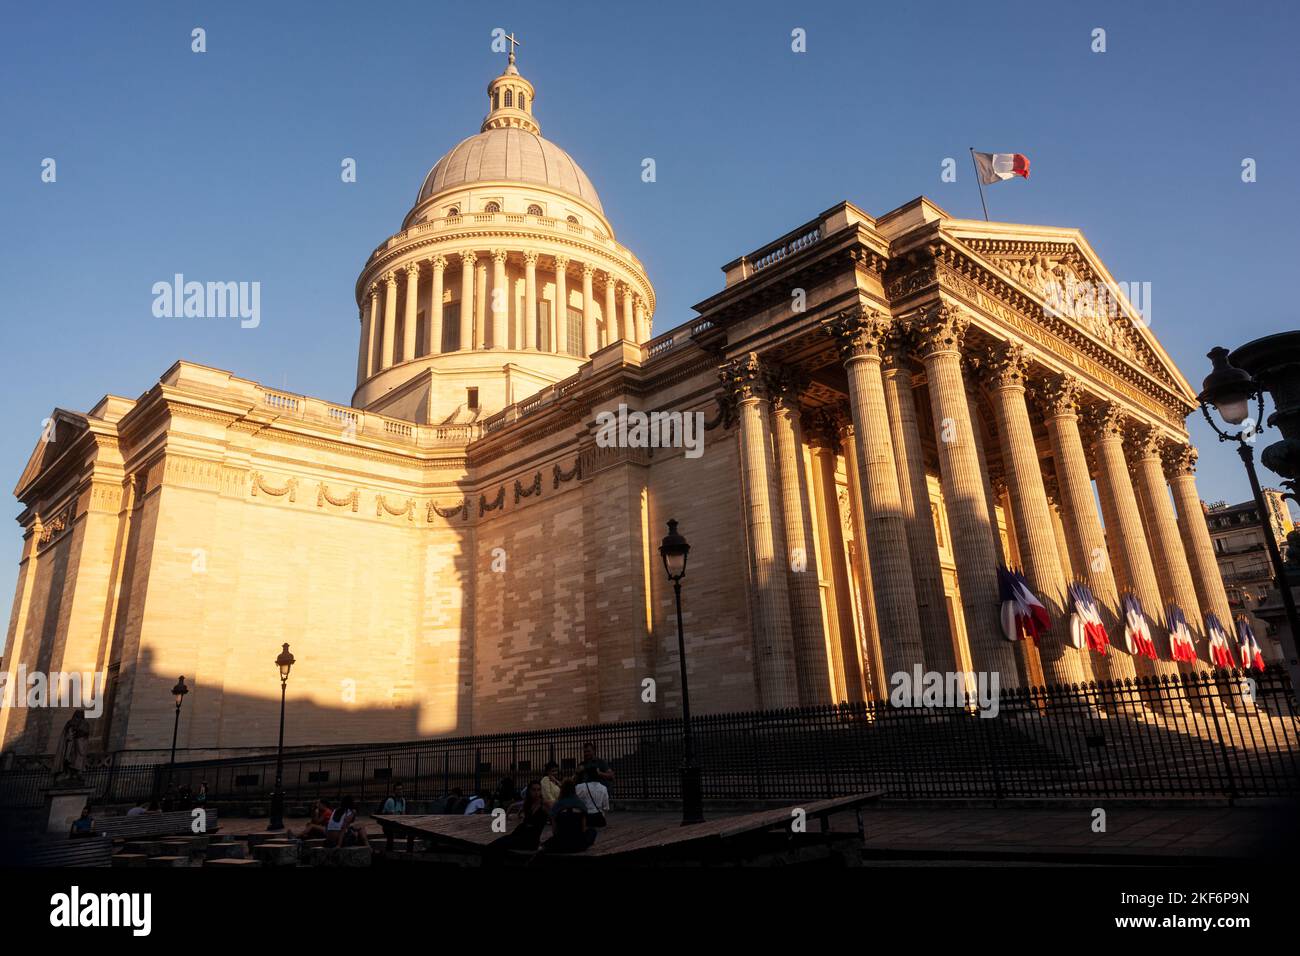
(1, 54), (1234, 759)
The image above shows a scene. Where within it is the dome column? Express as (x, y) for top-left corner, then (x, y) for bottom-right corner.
(635, 297), (648, 343)
(621, 284), (634, 344)
(359, 284), (379, 382)
(603, 273), (619, 344)
(381, 272), (398, 369)
(581, 264), (597, 356)
(458, 252), (476, 351)
(475, 256), (489, 348)
(427, 254), (446, 355)
(403, 262), (420, 362)
(523, 251), (539, 350)
(554, 256), (570, 355)
(491, 249), (509, 348)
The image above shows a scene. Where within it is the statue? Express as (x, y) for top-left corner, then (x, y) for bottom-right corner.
(52, 709), (90, 783)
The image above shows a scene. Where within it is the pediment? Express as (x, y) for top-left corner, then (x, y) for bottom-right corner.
(14, 410), (90, 497)
(947, 225), (1197, 406)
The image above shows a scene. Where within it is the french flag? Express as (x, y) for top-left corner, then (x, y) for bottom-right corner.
(1067, 581), (1109, 655)
(1166, 605), (1198, 664)
(1205, 613), (1235, 670)
(1236, 616), (1266, 671)
(973, 151), (1030, 184)
(999, 566), (1051, 646)
(1121, 592), (1158, 660)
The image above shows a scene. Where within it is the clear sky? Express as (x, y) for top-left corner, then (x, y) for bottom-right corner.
(1, 0), (1297, 607)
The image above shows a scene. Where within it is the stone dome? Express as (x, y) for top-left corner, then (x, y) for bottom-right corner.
(416, 127), (604, 215)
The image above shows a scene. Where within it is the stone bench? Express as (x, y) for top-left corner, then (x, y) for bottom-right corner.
(252, 841), (300, 867)
(111, 853), (149, 867)
(145, 855), (190, 868)
(303, 845), (372, 867)
(205, 857), (262, 868)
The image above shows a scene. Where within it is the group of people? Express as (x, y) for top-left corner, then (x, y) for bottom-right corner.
(293, 795), (371, 847)
(487, 742), (616, 855)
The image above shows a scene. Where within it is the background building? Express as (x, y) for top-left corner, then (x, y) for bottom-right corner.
(1205, 489), (1294, 660)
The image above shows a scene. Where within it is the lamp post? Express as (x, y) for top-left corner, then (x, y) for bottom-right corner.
(164, 676), (188, 798)
(268, 643), (295, 831)
(659, 519), (703, 825)
(1199, 346), (1300, 691)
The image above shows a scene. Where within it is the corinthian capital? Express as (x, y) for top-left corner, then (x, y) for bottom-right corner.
(460, 250), (477, 266)
(491, 248), (509, 264)
(978, 341), (1031, 390)
(719, 352), (771, 404)
(383, 271), (398, 286)
(914, 302), (968, 357)
(405, 261), (421, 278)
(429, 253), (448, 271)
(1162, 442), (1198, 479)
(765, 364), (810, 411)
(822, 306), (891, 362)
(1126, 422), (1167, 461)
(1081, 401), (1128, 444)
(553, 254), (570, 273)
(522, 250), (539, 266)
(1033, 373), (1084, 419)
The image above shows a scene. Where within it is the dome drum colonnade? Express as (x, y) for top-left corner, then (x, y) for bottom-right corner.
(352, 51), (653, 409)
(719, 300), (1235, 709)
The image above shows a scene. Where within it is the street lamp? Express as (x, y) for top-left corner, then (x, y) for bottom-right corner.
(659, 519), (703, 825)
(1199, 347), (1300, 690)
(164, 676), (188, 798)
(268, 643), (295, 831)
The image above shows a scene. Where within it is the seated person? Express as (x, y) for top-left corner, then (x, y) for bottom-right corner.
(69, 806), (95, 838)
(488, 781), (550, 855)
(126, 802), (149, 817)
(381, 785), (406, 815)
(462, 790), (487, 815)
(295, 799), (333, 840)
(543, 779), (597, 853)
(324, 796), (368, 847)
(576, 775), (610, 827)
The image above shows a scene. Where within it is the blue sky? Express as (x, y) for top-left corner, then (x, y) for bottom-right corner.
(1, 0), (1297, 605)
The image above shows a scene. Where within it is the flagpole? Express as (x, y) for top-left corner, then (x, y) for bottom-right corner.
(969, 147), (989, 221)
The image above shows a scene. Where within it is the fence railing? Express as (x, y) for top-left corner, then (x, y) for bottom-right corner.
(2, 669), (1296, 810)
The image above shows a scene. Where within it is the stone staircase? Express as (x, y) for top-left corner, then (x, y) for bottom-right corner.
(109, 831), (372, 868)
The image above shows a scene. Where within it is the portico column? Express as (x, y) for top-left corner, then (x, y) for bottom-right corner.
(581, 264), (597, 356)
(805, 410), (867, 702)
(381, 272), (398, 369)
(603, 273), (618, 345)
(491, 249), (508, 349)
(839, 414), (884, 698)
(1085, 404), (1180, 680)
(402, 262), (420, 363)
(458, 252), (475, 351)
(1037, 376), (1135, 681)
(427, 254), (446, 355)
(1131, 425), (1208, 669)
(621, 284), (634, 344)
(553, 255), (570, 355)
(913, 304), (1020, 684)
(523, 251), (538, 350)
(981, 344), (1087, 686)
(824, 307), (926, 679)
(1164, 445), (1236, 633)
(881, 329), (956, 672)
(475, 255), (488, 349)
(721, 353), (799, 708)
(635, 297), (648, 343)
(768, 368), (832, 705)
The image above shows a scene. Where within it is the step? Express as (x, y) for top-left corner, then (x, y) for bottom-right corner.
(205, 857), (262, 868)
(252, 842), (300, 866)
(145, 855), (190, 868)
(111, 853), (149, 868)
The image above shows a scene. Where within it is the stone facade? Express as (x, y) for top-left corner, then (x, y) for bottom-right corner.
(1, 56), (1234, 760)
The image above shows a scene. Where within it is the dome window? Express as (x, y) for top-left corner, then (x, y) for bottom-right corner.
(492, 91), (499, 109)
(504, 89), (513, 108)
(566, 215), (579, 225)
(484, 201), (501, 213)
(527, 204), (543, 216)
(447, 206), (460, 217)
(518, 94), (527, 110)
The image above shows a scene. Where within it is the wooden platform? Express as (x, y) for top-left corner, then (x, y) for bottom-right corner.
(374, 791), (882, 866)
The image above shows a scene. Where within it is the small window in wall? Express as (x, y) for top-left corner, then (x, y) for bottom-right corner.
(492, 91), (499, 109)
(504, 89), (513, 107)
(467, 387), (480, 411)
(518, 93), (527, 110)
(447, 206), (460, 217)
(567, 306), (584, 356)
(484, 201), (501, 213)
(441, 303), (460, 352)
(527, 203), (543, 216)
(538, 300), (551, 351)
(566, 215), (580, 225)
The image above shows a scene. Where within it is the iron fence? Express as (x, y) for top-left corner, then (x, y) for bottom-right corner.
(1, 668), (1296, 810)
